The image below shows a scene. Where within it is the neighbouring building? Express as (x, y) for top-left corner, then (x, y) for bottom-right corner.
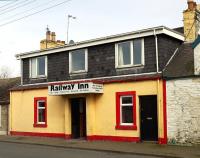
(162, 0), (200, 145)
(0, 78), (20, 135)
(40, 27), (65, 50)
(184, 0), (200, 41)
(164, 40), (200, 144)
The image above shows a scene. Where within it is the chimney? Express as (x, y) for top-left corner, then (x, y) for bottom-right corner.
(187, 0), (197, 11)
(40, 27), (65, 50)
(183, 0), (200, 41)
(51, 32), (56, 42)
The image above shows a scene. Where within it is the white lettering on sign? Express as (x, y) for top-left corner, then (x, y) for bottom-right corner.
(48, 82), (103, 95)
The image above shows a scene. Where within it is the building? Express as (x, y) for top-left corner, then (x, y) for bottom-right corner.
(9, 0), (199, 144)
(183, 0), (200, 41)
(10, 26), (184, 144)
(163, 39), (200, 144)
(161, 0), (200, 145)
(40, 27), (65, 50)
(0, 78), (20, 135)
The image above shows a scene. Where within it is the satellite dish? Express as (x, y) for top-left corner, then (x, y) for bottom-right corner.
(69, 40), (75, 45)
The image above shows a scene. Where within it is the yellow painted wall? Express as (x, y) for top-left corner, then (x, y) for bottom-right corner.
(92, 80), (164, 138)
(10, 80), (164, 138)
(10, 89), (66, 134)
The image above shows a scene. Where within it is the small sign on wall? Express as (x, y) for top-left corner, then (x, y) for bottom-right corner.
(48, 82), (103, 95)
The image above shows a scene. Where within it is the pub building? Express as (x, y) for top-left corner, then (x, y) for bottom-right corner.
(9, 26), (185, 144)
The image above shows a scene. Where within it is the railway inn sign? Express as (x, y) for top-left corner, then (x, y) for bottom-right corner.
(48, 82), (103, 95)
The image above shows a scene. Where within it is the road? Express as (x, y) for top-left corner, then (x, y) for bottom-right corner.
(0, 142), (165, 158)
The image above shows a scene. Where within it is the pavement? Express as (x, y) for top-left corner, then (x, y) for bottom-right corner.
(0, 135), (199, 158)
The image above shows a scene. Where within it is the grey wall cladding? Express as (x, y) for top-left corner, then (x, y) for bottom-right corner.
(22, 34), (183, 84)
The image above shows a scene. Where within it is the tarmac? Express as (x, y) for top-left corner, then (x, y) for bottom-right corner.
(0, 135), (199, 158)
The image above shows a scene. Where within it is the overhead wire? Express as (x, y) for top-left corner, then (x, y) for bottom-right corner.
(0, 0), (18, 9)
(0, 0), (73, 28)
(0, 0), (36, 16)
(0, 0), (58, 22)
(0, 0), (30, 13)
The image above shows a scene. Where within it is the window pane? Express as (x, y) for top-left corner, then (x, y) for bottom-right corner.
(118, 42), (131, 66)
(122, 106), (133, 123)
(71, 49), (85, 71)
(38, 109), (45, 123)
(133, 39), (142, 65)
(38, 101), (45, 108)
(122, 96), (132, 104)
(31, 58), (36, 78)
(37, 56), (46, 76)
(38, 101), (45, 123)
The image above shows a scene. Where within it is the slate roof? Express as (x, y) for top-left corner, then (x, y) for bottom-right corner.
(163, 42), (194, 79)
(173, 27), (184, 34)
(0, 77), (20, 105)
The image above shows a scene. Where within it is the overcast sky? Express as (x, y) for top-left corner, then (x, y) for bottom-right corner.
(0, 0), (194, 77)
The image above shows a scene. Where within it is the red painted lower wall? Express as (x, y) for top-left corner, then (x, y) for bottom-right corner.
(162, 80), (167, 144)
(10, 131), (167, 144)
(87, 135), (140, 142)
(10, 131), (71, 139)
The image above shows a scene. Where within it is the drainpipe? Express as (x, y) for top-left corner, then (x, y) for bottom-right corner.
(9, 92), (12, 135)
(154, 29), (161, 143)
(154, 29), (159, 73)
(20, 57), (23, 85)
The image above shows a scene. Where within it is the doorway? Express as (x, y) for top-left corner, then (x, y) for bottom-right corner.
(71, 98), (86, 139)
(140, 95), (158, 141)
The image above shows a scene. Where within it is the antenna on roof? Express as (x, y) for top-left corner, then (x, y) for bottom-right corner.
(46, 25), (49, 32)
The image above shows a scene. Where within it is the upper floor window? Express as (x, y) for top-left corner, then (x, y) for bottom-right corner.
(29, 56), (47, 78)
(115, 39), (144, 68)
(69, 49), (88, 74)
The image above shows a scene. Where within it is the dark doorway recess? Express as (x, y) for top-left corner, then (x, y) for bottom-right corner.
(71, 98), (86, 139)
(140, 95), (158, 141)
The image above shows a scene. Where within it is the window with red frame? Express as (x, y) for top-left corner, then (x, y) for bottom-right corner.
(116, 91), (137, 130)
(33, 97), (47, 128)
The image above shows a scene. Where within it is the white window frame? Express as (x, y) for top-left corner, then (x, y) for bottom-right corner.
(120, 95), (134, 126)
(69, 49), (88, 74)
(115, 39), (145, 68)
(29, 56), (47, 78)
(37, 100), (46, 124)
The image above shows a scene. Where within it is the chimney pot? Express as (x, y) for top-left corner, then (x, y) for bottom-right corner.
(188, 0), (197, 11)
(51, 32), (56, 41)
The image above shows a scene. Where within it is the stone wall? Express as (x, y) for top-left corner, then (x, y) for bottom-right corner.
(194, 43), (200, 75)
(167, 78), (200, 144)
(0, 105), (8, 135)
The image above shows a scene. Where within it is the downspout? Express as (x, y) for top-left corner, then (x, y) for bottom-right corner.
(20, 57), (23, 85)
(154, 29), (162, 143)
(154, 29), (159, 73)
(9, 91), (12, 135)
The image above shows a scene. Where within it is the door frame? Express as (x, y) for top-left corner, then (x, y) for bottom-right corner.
(70, 97), (87, 139)
(139, 95), (158, 142)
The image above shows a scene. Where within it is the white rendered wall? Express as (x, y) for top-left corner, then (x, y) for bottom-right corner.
(194, 43), (200, 75)
(167, 78), (200, 144)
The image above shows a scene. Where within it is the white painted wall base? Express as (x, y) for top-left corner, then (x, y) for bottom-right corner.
(0, 131), (7, 135)
(167, 78), (200, 144)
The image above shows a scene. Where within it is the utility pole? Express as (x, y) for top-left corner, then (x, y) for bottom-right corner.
(67, 14), (76, 44)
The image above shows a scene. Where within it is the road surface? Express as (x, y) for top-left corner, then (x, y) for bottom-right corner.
(0, 141), (165, 158)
